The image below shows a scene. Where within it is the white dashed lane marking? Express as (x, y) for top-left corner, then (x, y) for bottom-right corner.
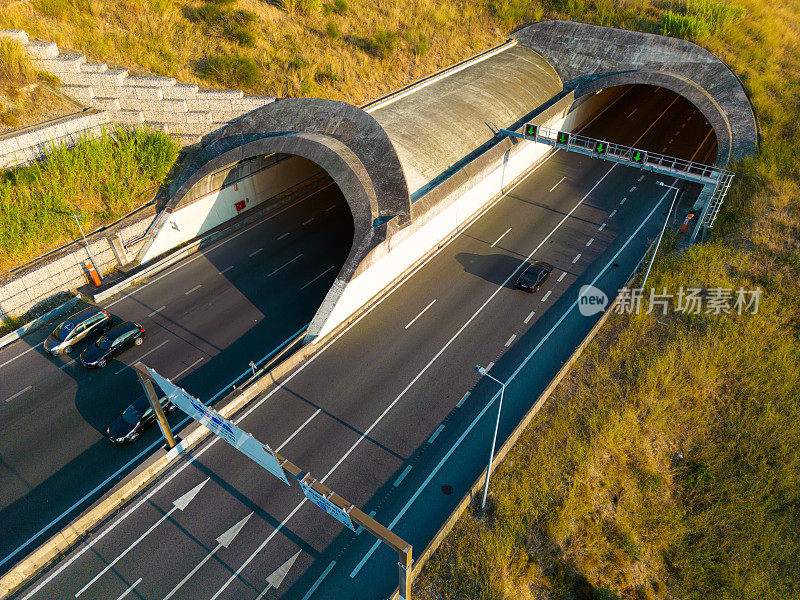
(598, 223), (606, 231)
(249, 248), (263, 257)
(268, 254), (302, 277)
(490, 227), (511, 248)
(5, 385), (31, 403)
(586, 238), (594, 247)
(629, 186), (636, 192)
(405, 299), (436, 330)
(219, 266), (234, 275)
(505, 334), (516, 347)
(185, 284), (202, 295)
(524, 311), (536, 323)
(627, 108), (637, 118)
(638, 175), (645, 182)
(277, 232), (290, 240)
(456, 392), (470, 408)
(572, 253), (581, 263)
(302, 217), (314, 225)
(541, 290), (552, 302)
(428, 425), (445, 444)
(147, 305), (166, 317)
(394, 465), (413, 487)
(549, 177), (566, 192)
(620, 198), (626, 205)
(609, 209), (618, 218)
(300, 266), (335, 290)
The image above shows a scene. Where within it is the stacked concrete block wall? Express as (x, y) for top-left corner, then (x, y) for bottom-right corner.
(0, 109), (110, 168)
(0, 29), (276, 149)
(0, 212), (156, 319)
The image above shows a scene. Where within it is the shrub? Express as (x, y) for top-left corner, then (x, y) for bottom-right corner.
(325, 20), (341, 39)
(199, 52), (260, 88)
(191, 5), (258, 47)
(371, 28), (399, 59)
(323, 0), (348, 14)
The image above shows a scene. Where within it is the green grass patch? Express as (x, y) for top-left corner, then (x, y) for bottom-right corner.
(198, 51), (260, 88)
(190, 2), (259, 47)
(0, 128), (179, 269)
(0, 38), (37, 88)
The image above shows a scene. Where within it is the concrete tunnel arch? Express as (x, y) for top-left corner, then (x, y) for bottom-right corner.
(513, 20), (759, 167)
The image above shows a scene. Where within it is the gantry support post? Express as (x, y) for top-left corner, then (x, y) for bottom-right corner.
(134, 362), (177, 449)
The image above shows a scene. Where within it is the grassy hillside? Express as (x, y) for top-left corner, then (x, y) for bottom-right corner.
(413, 2), (800, 600)
(0, 128), (179, 271)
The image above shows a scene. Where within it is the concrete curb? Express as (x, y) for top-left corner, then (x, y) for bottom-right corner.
(0, 296), (79, 351)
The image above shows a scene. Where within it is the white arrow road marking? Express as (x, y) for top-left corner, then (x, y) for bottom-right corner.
(255, 550), (302, 598)
(163, 513), (253, 600)
(75, 479), (209, 597)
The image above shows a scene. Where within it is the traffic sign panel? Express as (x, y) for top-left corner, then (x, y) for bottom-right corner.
(147, 367), (291, 486)
(298, 475), (356, 531)
(594, 140), (608, 155)
(524, 123), (538, 138)
(556, 131), (570, 146)
(631, 149), (647, 165)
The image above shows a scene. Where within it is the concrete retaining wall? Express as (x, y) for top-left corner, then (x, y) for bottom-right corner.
(0, 109), (109, 168)
(137, 156), (325, 263)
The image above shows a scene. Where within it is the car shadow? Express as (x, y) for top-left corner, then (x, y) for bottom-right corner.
(454, 252), (529, 289)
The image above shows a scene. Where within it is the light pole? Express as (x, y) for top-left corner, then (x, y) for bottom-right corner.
(71, 214), (101, 276)
(473, 364), (505, 511)
(640, 182), (680, 290)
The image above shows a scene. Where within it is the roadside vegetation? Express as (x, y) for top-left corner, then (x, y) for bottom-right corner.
(0, 128), (179, 270)
(0, 2), (797, 596)
(0, 37), (74, 132)
(413, 2), (800, 600)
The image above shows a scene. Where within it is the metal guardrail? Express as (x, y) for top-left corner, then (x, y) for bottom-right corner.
(502, 124), (735, 231)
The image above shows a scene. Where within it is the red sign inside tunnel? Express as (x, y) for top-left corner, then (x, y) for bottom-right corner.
(235, 200), (246, 212)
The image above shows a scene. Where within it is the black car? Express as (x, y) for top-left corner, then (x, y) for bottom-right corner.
(79, 321), (145, 368)
(43, 307), (112, 356)
(516, 261), (554, 292)
(107, 394), (176, 444)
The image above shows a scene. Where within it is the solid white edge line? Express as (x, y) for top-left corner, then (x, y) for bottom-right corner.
(489, 227), (512, 248)
(404, 299), (436, 330)
(349, 185), (673, 579)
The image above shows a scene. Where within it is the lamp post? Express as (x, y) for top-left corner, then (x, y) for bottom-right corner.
(71, 214), (101, 276)
(640, 182), (680, 290)
(473, 364), (505, 511)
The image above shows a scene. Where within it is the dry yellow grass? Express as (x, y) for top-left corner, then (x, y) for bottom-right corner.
(0, 0), (504, 104)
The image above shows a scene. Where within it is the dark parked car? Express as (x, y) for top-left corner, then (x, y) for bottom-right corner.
(79, 321), (145, 368)
(107, 394), (175, 444)
(516, 261), (554, 292)
(43, 307), (112, 356)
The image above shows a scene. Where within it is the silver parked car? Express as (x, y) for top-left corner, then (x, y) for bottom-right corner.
(43, 307), (113, 355)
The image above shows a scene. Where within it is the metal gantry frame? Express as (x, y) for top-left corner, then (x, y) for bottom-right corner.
(134, 364), (414, 599)
(502, 123), (735, 238)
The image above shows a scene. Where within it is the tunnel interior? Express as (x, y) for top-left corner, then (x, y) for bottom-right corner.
(568, 84), (718, 165)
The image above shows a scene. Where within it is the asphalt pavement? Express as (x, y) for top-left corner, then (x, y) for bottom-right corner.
(0, 184), (354, 573)
(10, 85), (717, 600)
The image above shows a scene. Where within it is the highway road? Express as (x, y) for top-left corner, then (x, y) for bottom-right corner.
(0, 183), (354, 573)
(10, 84), (716, 600)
